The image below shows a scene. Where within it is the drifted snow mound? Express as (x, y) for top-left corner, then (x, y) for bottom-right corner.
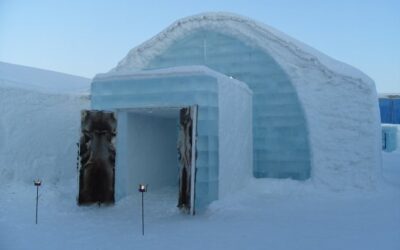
(0, 62), (90, 185)
(113, 12), (382, 190)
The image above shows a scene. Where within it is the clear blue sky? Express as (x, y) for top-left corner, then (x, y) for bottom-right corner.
(0, 0), (399, 92)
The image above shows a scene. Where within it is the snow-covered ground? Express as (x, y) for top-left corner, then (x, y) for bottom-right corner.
(1, 152), (399, 250)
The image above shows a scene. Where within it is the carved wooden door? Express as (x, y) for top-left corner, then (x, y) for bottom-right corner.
(78, 110), (117, 205)
(177, 106), (197, 215)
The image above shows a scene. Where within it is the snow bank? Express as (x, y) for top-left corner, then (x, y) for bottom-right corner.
(0, 62), (90, 185)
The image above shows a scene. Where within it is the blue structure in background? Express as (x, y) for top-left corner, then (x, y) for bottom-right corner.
(379, 96), (400, 124)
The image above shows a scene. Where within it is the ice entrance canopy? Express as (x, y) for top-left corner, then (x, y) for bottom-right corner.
(90, 66), (253, 211)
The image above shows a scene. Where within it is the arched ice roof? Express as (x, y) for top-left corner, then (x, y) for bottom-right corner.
(113, 12), (373, 89)
(110, 12), (381, 190)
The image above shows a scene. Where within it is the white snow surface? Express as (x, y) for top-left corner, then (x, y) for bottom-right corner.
(379, 93), (400, 98)
(96, 65), (252, 94)
(0, 61), (90, 94)
(111, 12), (382, 190)
(1, 152), (399, 250)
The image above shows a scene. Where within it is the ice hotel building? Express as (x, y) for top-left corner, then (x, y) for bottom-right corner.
(78, 13), (381, 213)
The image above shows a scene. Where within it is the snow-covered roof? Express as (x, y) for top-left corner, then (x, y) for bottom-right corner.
(95, 65), (252, 94)
(0, 61), (90, 94)
(379, 93), (400, 99)
(113, 12), (374, 88)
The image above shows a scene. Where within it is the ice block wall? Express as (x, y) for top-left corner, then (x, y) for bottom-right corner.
(145, 30), (311, 180)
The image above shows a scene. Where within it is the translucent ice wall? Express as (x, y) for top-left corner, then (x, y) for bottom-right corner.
(145, 30), (311, 180)
(91, 72), (220, 208)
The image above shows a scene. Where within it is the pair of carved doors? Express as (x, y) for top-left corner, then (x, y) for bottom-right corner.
(77, 107), (197, 214)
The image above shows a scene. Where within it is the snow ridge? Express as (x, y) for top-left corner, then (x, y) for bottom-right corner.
(0, 61), (90, 94)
